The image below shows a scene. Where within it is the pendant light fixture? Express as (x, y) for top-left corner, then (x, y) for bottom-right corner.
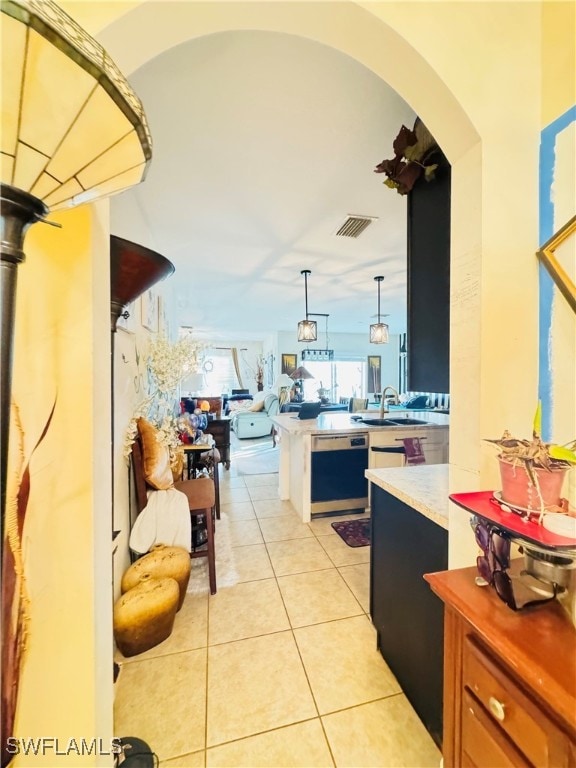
(370, 275), (389, 344)
(297, 269), (317, 342)
(302, 314), (334, 361)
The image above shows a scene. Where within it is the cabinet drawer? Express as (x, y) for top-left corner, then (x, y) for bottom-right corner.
(462, 689), (528, 767)
(463, 634), (569, 766)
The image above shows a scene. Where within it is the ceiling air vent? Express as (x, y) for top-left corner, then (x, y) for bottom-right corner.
(335, 215), (377, 238)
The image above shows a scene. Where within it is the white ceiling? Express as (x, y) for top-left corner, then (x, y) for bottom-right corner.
(110, 29), (416, 340)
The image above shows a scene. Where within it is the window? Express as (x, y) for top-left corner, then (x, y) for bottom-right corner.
(201, 349), (236, 395)
(302, 359), (365, 402)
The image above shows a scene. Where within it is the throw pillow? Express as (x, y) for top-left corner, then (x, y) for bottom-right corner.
(248, 399), (265, 412)
(137, 417), (174, 490)
(228, 400), (251, 413)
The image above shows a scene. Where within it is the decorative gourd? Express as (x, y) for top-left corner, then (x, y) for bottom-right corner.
(114, 574), (179, 657)
(121, 545), (190, 610)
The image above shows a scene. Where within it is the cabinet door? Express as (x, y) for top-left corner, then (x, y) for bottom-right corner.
(370, 486), (448, 747)
(369, 446), (406, 469)
(369, 428), (448, 466)
(423, 441), (446, 465)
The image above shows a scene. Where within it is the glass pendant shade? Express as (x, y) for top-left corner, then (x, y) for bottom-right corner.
(370, 322), (389, 344)
(370, 275), (389, 344)
(298, 318), (317, 342)
(1, 0), (152, 210)
(297, 269), (317, 342)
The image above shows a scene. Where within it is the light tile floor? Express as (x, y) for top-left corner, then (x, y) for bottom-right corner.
(114, 436), (441, 767)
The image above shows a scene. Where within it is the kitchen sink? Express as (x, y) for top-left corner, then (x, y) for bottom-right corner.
(359, 418), (398, 426)
(360, 417), (429, 426)
(385, 417), (429, 425)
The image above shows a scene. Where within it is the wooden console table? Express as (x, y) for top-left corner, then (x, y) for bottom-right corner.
(204, 417), (231, 469)
(426, 565), (576, 766)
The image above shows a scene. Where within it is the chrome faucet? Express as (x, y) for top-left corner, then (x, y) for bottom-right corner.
(380, 385), (400, 418)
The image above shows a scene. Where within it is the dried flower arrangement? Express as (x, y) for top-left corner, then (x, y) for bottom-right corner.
(124, 334), (204, 460)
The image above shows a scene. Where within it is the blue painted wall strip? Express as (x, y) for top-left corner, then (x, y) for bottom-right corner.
(538, 106), (576, 441)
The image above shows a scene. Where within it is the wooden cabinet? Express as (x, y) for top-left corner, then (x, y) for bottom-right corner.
(426, 566), (576, 767)
(370, 485), (448, 747)
(204, 418), (231, 469)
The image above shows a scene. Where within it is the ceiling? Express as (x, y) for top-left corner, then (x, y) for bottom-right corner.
(109, 28), (416, 340)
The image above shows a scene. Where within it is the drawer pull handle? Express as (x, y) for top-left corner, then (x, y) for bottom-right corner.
(488, 696), (506, 721)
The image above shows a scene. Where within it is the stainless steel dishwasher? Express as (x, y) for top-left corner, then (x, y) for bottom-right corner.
(310, 433), (369, 515)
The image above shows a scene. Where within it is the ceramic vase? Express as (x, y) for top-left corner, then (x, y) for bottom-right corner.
(121, 545), (191, 610)
(499, 458), (569, 513)
(113, 574), (179, 657)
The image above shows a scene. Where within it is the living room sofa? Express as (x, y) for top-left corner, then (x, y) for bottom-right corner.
(230, 392), (279, 439)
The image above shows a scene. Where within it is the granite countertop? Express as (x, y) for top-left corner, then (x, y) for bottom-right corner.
(271, 410), (449, 436)
(365, 464), (449, 529)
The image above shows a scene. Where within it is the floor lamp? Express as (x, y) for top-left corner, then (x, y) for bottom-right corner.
(110, 236), (174, 537)
(1, 0), (152, 532)
(110, 236), (175, 332)
(1, 3), (152, 763)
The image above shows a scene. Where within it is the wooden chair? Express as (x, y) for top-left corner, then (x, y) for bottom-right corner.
(349, 398), (369, 412)
(131, 436), (217, 594)
(181, 442), (221, 519)
(193, 447), (221, 520)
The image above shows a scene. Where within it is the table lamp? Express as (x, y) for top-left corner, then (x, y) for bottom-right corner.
(290, 366), (314, 402)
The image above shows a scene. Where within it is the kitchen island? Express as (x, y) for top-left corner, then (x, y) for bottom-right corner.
(270, 410), (449, 522)
(366, 464), (449, 748)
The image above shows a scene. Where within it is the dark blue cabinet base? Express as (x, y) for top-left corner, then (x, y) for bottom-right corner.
(370, 484), (448, 748)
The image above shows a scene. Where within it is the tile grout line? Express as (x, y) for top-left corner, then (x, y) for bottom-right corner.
(204, 443), (378, 765)
(204, 465), (249, 759)
(256, 506), (338, 768)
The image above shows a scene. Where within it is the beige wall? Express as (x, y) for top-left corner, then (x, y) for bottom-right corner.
(542, 1), (575, 125)
(9, 202), (113, 766)
(541, 2), (576, 509)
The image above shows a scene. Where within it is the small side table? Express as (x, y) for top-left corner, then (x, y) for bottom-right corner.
(182, 437), (215, 479)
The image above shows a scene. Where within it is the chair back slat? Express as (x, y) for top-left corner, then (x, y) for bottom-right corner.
(131, 437), (149, 514)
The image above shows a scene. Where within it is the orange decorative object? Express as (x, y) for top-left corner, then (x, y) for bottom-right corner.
(200, 400), (210, 412)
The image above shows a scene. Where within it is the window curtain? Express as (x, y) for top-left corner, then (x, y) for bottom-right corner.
(231, 347), (244, 389)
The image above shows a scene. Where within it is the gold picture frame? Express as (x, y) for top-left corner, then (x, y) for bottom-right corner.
(281, 353), (297, 376)
(537, 215), (576, 314)
(367, 355), (381, 393)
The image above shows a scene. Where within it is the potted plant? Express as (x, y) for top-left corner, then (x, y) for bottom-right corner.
(485, 403), (576, 520)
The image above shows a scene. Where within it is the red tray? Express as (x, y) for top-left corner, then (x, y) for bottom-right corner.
(450, 491), (576, 551)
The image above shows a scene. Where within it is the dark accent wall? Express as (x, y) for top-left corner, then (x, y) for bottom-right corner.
(407, 152), (451, 393)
